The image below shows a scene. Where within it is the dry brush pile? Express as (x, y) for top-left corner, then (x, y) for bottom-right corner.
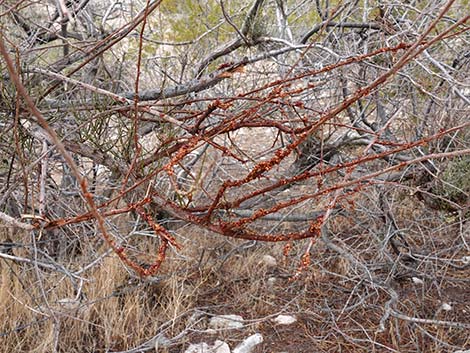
(0, 0), (469, 352)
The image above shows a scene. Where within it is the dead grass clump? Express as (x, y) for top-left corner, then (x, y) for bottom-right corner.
(2, 185), (470, 353)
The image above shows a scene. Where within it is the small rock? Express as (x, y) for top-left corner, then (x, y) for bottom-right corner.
(209, 314), (244, 330)
(453, 350), (470, 353)
(184, 341), (230, 353)
(232, 333), (263, 353)
(185, 342), (210, 353)
(272, 314), (297, 325)
(461, 256), (470, 265)
(213, 340), (231, 353)
(411, 277), (424, 285)
(261, 255), (277, 267)
(266, 277), (276, 288)
(441, 302), (452, 311)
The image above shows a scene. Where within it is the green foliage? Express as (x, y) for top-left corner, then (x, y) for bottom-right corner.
(159, 0), (226, 42)
(427, 155), (470, 212)
(440, 155), (470, 204)
(287, 5), (321, 31)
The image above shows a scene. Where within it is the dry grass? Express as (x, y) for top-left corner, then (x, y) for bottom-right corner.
(1, 189), (470, 353)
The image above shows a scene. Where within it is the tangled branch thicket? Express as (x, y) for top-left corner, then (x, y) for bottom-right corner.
(0, 0), (469, 352)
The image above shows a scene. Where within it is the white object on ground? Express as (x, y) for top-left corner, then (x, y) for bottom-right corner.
(232, 333), (263, 353)
(184, 340), (230, 353)
(273, 314), (297, 325)
(209, 314), (244, 330)
(213, 340), (231, 353)
(441, 302), (452, 311)
(184, 342), (210, 353)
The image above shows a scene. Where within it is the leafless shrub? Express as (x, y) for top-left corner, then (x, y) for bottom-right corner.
(0, 0), (469, 351)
